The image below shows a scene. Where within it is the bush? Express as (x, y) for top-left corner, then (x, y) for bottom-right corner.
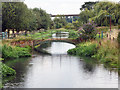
(68, 40), (118, 68)
(78, 22), (97, 40)
(69, 31), (79, 39)
(67, 48), (78, 55)
(0, 62), (16, 77)
(92, 40), (118, 68)
(67, 42), (98, 57)
(65, 23), (75, 29)
(2, 44), (31, 59)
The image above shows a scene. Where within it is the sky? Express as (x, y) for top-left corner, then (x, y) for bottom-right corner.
(24, 0), (120, 15)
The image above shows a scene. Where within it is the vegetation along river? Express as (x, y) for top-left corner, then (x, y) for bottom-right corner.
(3, 32), (118, 88)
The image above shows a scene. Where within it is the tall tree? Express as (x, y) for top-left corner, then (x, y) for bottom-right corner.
(80, 1), (98, 11)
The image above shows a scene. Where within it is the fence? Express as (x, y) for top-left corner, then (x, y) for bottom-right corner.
(0, 32), (8, 39)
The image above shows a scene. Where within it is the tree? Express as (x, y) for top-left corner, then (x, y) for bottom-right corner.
(2, 2), (16, 38)
(2, 2), (33, 37)
(80, 1), (98, 11)
(53, 17), (67, 29)
(79, 8), (94, 24)
(33, 8), (51, 30)
(79, 1), (119, 26)
(2, 2), (52, 38)
(73, 20), (82, 30)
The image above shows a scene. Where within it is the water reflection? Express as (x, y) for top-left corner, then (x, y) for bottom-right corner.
(4, 58), (31, 87)
(52, 32), (69, 39)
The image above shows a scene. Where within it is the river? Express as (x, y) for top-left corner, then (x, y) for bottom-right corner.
(3, 32), (118, 88)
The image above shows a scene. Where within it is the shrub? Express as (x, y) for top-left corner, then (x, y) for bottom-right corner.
(92, 40), (118, 68)
(69, 31), (79, 39)
(67, 42), (98, 57)
(78, 22), (97, 40)
(2, 44), (31, 59)
(0, 62), (16, 77)
(67, 48), (78, 55)
(65, 23), (75, 29)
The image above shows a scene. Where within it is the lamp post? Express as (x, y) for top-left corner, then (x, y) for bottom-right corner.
(105, 15), (112, 39)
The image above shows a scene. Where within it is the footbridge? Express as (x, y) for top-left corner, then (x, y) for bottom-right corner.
(11, 38), (79, 48)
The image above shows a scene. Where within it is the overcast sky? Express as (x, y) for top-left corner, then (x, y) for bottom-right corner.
(24, 0), (119, 15)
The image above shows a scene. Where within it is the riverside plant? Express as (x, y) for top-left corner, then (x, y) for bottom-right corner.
(2, 44), (31, 59)
(67, 39), (118, 68)
(78, 22), (97, 41)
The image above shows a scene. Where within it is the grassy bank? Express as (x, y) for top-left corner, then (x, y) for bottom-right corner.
(0, 44), (32, 88)
(67, 40), (118, 68)
(0, 58), (16, 88)
(0, 62), (16, 77)
(1, 44), (31, 59)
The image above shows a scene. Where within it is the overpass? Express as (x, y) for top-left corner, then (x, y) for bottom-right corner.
(50, 14), (80, 23)
(50, 14), (79, 17)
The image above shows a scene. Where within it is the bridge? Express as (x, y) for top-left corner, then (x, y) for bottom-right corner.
(34, 38), (77, 47)
(11, 38), (79, 48)
(50, 14), (79, 17)
(50, 14), (80, 23)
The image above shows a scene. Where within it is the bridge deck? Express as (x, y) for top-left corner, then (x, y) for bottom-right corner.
(51, 14), (79, 17)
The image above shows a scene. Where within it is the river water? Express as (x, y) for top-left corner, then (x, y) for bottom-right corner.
(3, 32), (118, 88)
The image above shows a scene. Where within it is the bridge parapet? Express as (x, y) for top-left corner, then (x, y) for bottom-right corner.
(10, 38), (78, 48)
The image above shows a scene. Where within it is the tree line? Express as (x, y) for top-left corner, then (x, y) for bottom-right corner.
(79, 1), (120, 26)
(51, 1), (120, 30)
(2, 2), (52, 38)
(2, 1), (120, 38)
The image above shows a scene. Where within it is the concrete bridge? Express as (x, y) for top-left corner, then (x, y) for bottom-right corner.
(50, 14), (80, 23)
(11, 38), (78, 48)
(50, 14), (79, 17)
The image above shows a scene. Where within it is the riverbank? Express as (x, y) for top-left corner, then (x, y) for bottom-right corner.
(0, 58), (16, 88)
(67, 39), (118, 68)
(0, 42), (32, 88)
